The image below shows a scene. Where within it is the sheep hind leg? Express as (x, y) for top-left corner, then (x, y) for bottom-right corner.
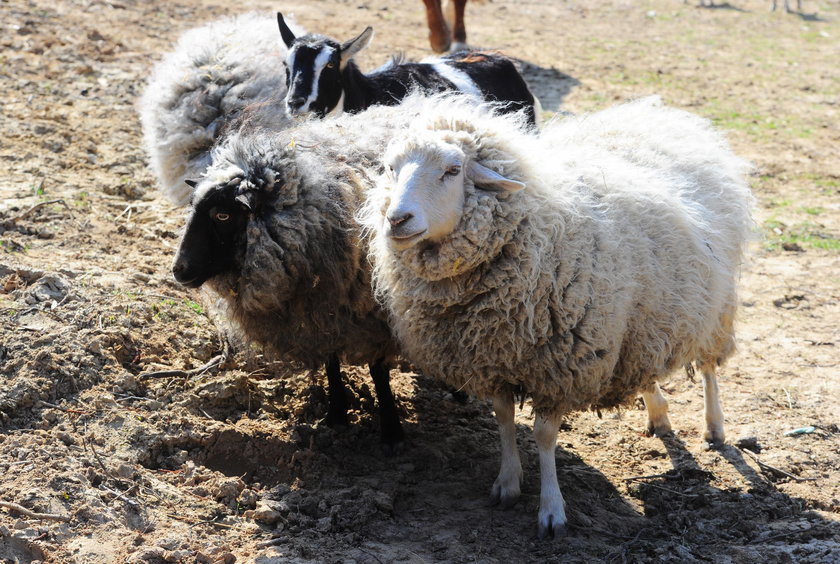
(369, 359), (404, 455)
(534, 414), (567, 539)
(642, 382), (673, 437)
(490, 391), (522, 508)
(700, 362), (725, 447)
(325, 353), (349, 427)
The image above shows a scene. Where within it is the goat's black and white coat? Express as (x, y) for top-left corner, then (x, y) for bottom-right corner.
(277, 13), (538, 126)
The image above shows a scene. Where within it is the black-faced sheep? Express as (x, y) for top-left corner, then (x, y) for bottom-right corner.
(362, 96), (754, 536)
(139, 13), (303, 206)
(171, 99), (448, 450)
(276, 13), (538, 126)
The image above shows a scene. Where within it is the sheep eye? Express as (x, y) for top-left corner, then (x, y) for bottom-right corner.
(443, 165), (461, 178)
(214, 212), (231, 222)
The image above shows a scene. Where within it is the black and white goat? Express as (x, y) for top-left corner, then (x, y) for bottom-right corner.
(277, 13), (538, 126)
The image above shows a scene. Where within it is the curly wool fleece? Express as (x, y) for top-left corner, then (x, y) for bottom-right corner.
(197, 96), (465, 367)
(367, 97), (754, 417)
(139, 12), (300, 206)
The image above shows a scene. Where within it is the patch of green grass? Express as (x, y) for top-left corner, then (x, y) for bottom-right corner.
(705, 100), (813, 141)
(768, 199), (792, 209)
(185, 299), (204, 315)
(799, 206), (825, 216)
(152, 298), (177, 322)
(763, 219), (840, 252)
(1, 240), (28, 254)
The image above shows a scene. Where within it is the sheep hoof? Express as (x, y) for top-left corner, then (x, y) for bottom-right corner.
(703, 426), (725, 449)
(489, 480), (521, 509)
(324, 411), (349, 428)
(646, 422), (674, 438)
(488, 490), (519, 509)
(380, 438), (403, 457)
(380, 425), (405, 457)
(537, 515), (568, 540)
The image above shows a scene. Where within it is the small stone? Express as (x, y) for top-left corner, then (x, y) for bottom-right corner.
(115, 463), (135, 479)
(156, 537), (180, 551)
(164, 549), (191, 562)
(252, 503), (283, 525)
(56, 431), (77, 446)
(126, 546), (166, 563)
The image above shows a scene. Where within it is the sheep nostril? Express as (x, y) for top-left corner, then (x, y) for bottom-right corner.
(387, 212), (413, 228)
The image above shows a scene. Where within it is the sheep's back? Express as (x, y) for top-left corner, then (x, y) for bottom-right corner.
(373, 98), (753, 415)
(139, 13), (299, 206)
(199, 103), (435, 367)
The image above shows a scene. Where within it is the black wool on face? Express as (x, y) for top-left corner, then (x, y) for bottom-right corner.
(172, 181), (250, 288)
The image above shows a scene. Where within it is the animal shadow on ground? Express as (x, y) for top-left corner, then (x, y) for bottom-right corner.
(623, 434), (840, 561)
(695, 3), (749, 12)
(795, 11), (827, 22)
(515, 60), (579, 114)
(405, 373), (648, 559)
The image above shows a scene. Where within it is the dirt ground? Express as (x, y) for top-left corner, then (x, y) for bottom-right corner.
(1, 0), (839, 562)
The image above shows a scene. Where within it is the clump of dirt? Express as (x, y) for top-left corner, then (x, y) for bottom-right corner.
(1, 0), (838, 562)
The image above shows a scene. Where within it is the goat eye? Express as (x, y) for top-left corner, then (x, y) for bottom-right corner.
(326, 62), (335, 69)
(214, 212), (231, 222)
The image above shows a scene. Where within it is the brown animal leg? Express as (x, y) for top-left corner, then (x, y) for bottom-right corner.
(450, 0), (468, 46)
(423, 0), (451, 53)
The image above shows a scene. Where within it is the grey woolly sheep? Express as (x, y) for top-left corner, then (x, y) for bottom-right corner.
(139, 12), (304, 206)
(171, 97), (447, 450)
(363, 96), (754, 536)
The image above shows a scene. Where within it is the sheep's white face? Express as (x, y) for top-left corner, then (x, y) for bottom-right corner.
(381, 138), (526, 250)
(383, 141), (467, 250)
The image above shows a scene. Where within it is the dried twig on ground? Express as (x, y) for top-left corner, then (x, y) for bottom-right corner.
(738, 447), (817, 482)
(139, 353), (226, 380)
(0, 500), (70, 522)
(8, 199), (71, 223)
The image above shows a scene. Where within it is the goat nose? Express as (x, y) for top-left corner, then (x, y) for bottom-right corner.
(287, 96), (305, 109)
(387, 212), (413, 227)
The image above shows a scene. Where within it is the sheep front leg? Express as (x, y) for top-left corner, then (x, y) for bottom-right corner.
(534, 414), (567, 539)
(368, 359), (404, 455)
(642, 382), (673, 437)
(700, 364), (725, 446)
(325, 353), (349, 426)
(490, 391), (522, 508)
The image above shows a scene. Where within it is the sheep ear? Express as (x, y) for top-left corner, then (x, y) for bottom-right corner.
(340, 27), (373, 63)
(467, 161), (525, 192)
(277, 13), (297, 48)
(235, 194), (252, 211)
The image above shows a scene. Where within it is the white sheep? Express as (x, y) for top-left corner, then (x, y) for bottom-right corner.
(139, 12), (304, 206)
(363, 96), (754, 537)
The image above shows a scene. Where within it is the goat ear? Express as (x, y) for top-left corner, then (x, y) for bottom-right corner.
(277, 13), (297, 48)
(340, 27), (373, 63)
(467, 161), (525, 192)
(184, 179), (198, 188)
